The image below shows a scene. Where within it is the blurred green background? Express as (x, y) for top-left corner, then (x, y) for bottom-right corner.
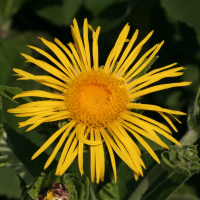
(0, 0), (200, 199)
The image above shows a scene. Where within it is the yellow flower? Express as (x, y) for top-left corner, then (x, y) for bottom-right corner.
(8, 18), (191, 183)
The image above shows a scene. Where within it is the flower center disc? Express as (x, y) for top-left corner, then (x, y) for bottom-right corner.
(65, 71), (129, 128)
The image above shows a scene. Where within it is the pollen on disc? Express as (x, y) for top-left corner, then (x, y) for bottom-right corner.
(65, 71), (129, 128)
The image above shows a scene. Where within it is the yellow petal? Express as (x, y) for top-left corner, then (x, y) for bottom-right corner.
(113, 29), (138, 75)
(124, 43), (161, 81)
(126, 111), (172, 134)
(13, 90), (64, 100)
(104, 24), (130, 72)
(127, 103), (187, 115)
(90, 128), (96, 182)
(59, 147), (78, 176)
(44, 121), (76, 169)
(72, 19), (88, 71)
(126, 63), (177, 88)
(100, 129), (117, 182)
(158, 112), (178, 132)
(56, 129), (76, 174)
(76, 129), (102, 145)
(108, 25), (130, 72)
(83, 18), (91, 71)
(32, 123), (71, 160)
(25, 112), (70, 131)
(54, 38), (81, 74)
(57, 129), (79, 175)
(122, 122), (160, 163)
(119, 30), (154, 77)
(130, 82), (191, 99)
(120, 119), (169, 149)
(128, 66), (185, 92)
(78, 125), (85, 175)
(38, 38), (76, 78)
(93, 27), (101, 71)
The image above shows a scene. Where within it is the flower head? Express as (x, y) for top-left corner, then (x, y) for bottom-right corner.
(8, 18), (191, 183)
(42, 183), (69, 200)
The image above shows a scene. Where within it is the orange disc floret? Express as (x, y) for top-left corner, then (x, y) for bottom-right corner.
(64, 70), (130, 128)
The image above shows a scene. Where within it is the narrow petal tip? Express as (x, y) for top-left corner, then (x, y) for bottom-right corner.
(44, 163), (48, 170)
(20, 52), (26, 56)
(54, 38), (59, 42)
(160, 40), (165, 45)
(31, 155), (36, 160)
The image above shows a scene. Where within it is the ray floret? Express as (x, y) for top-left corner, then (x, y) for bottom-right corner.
(8, 18), (191, 183)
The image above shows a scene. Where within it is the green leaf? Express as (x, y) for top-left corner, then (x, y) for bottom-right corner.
(0, 97), (11, 168)
(78, 183), (85, 200)
(0, 168), (21, 198)
(96, 180), (120, 200)
(2, 122), (57, 178)
(89, 1), (130, 33)
(1, 94), (30, 134)
(0, 34), (30, 85)
(97, 150), (162, 200)
(0, 33), (29, 67)
(161, 0), (200, 44)
(42, 176), (53, 188)
(141, 168), (199, 200)
(49, 169), (64, 183)
(36, 0), (82, 26)
(0, 97), (34, 183)
(138, 145), (200, 200)
(0, 0), (27, 21)
(0, 154), (10, 167)
(0, 97), (4, 140)
(84, 0), (114, 16)
(67, 184), (76, 193)
(65, 178), (76, 186)
(0, 55), (11, 85)
(0, 86), (32, 104)
(82, 174), (90, 200)
(0, 32), (49, 90)
(34, 176), (44, 190)
(0, 31), (51, 85)
(28, 189), (39, 200)
(119, 150), (162, 200)
(169, 184), (200, 200)
(0, 94), (63, 183)
(0, 128), (34, 183)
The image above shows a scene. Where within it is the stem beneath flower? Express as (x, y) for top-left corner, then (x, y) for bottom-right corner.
(179, 124), (200, 145)
(89, 184), (97, 200)
(128, 164), (163, 200)
(128, 124), (200, 200)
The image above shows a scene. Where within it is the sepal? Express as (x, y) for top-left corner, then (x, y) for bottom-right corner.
(24, 169), (89, 200)
(161, 145), (200, 175)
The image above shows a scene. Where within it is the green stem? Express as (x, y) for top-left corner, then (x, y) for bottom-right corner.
(128, 124), (200, 200)
(89, 184), (97, 200)
(179, 124), (200, 145)
(128, 164), (163, 200)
